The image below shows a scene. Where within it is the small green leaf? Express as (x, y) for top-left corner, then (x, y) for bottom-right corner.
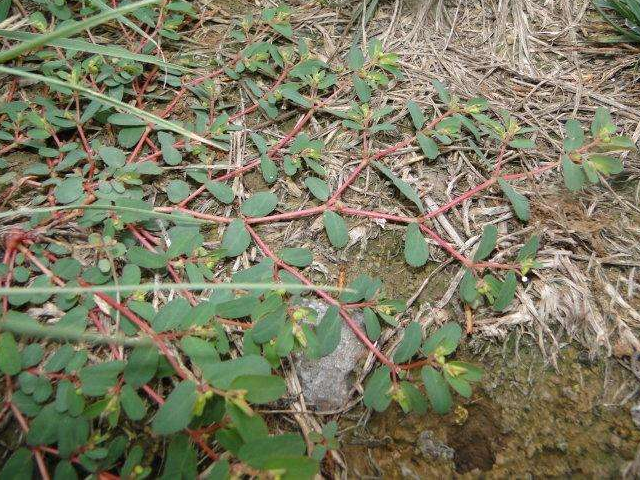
(588, 155), (623, 175)
(564, 119), (584, 151)
(221, 219), (251, 257)
(416, 132), (439, 160)
(99, 146), (126, 168)
(304, 177), (329, 201)
(279, 247), (313, 267)
(229, 375), (286, 404)
(54, 176), (84, 204)
(404, 223), (429, 267)
(459, 269), (479, 305)
(493, 271), (517, 312)
(422, 322), (462, 356)
(372, 161), (424, 213)
(0, 448), (33, 480)
(205, 180), (234, 204)
(421, 366), (452, 414)
(474, 225), (497, 261)
(393, 321), (422, 363)
(407, 101), (425, 129)
(363, 307), (381, 341)
(260, 156), (278, 184)
(316, 305), (341, 356)
(432, 79), (451, 105)
(444, 371), (472, 398)
(363, 366), (392, 412)
(166, 179), (190, 203)
(497, 179), (530, 221)
(124, 345), (158, 387)
(120, 384), (147, 420)
(158, 131), (182, 165)
(241, 192), (278, 217)
(322, 211), (349, 248)
(203, 355), (271, 389)
(0, 332), (21, 375)
(151, 380), (197, 435)
(79, 360), (124, 396)
(517, 235), (539, 263)
(561, 156), (586, 192)
(508, 137), (535, 149)
(352, 75), (371, 103)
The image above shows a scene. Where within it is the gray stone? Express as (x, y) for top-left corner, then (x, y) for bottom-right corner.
(293, 299), (365, 410)
(631, 404), (640, 428)
(417, 430), (455, 460)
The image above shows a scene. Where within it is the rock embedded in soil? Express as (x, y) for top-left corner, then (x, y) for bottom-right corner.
(293, 299), (365, 410)
(417, 430), (455, 461)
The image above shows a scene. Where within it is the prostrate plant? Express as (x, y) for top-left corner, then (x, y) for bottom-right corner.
(0, 1), (635, 479)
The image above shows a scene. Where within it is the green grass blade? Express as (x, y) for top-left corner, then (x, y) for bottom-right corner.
(0, 282), (352, 296)
(0, 0), (160, 64)
(91, 0), (162, 52)
(0, 65), (220, 147)
(0, 29), (193, 73)
(0, 204), (210, 224)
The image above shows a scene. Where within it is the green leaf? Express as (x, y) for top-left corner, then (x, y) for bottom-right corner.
(120, 384), (147, 420)
(316, 305), (341, 356)
(26, 404), (63, 445)
(158, 132), (182, 165)
(216, 296), (260, 319)
(230, 375), (286, 404)
(432, 79), (451, 104)
(205, 180), (234, 204)
(54, 176), (84, 204)
(352, 75), (371, 103)
(180, 336), (219, 371)
(589, 155), (623, 175)
(407, 101), (425, 129)
(99, 146), (126, 168)
(127, 246), (167, 269)
(371, 161), (424, 213)
(279, 248), (313, 267)
(152, 380), (197, 435)
(404, 223), (429, 267)
(444, 371), (472, 398)
(363, 307), (381, 341)
(398, 381), (428, 414)
(459, 269), (479, 304)
(0, 448), (33, 480)
(238, 433), (305, 468)
(591, 107), (616, 138)
(202, 355), (271, 389)
(262, 457), (319, 480)
(508, 137), (535, 149)
(347, 46), (365, 70)
(0, 332), (21, 375)
(322, 211), (349, 248)
(497, 179), (530, 221)
(160, 434), (197, 479)
(474, 224), (497, 261)
(422, 322), (462, 356)
(416, 132), (439, 160)
(304, 177), (329, 201)
(79, 360), (124, 396)
(166, 179), (190, 203)
(221, 219), (251, 257)
(493, 271), (517, 312)
(393, 321), (422, 363)
(124, 345), (159, 387)
(561, 156), (586, 192)
(52, 258), (82, 280)
(241, 192), (278, 217)
(517, 235), (540, 263)
(363, 366), (392, 412)
(421, 366), (452, 414)
(260, 156), (278, 184)
(446, 360), (483, 382)
(564, 119), (584, 151)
